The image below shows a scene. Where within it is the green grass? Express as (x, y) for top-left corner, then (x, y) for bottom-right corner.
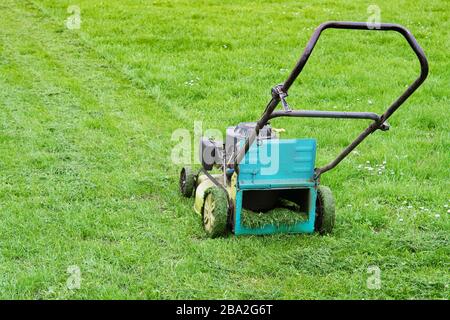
(0, 0), (448, 299)
(242, 208), (308, 229)
(241, 202), (308, 229)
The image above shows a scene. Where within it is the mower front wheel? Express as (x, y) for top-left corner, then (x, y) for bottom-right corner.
(314, 186), (336, 235)
(202, 187), (228, 238)
(179, 167), (196, 197)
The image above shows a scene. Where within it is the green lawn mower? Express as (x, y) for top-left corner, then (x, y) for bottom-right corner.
(179, 21), (428, 238)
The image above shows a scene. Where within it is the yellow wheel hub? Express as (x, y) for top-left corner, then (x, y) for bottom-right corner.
(203, 194), (216, 233)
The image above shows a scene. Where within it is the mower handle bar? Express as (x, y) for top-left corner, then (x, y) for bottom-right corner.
(232, 21), (429, 178)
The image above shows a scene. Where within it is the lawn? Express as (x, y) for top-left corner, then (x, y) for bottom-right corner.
(0, 0), (448, 299)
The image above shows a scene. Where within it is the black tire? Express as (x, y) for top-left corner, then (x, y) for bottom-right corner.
(179, 167), (195, 197)
(202, 187), (228, 238)
(314, 186), (335, 235)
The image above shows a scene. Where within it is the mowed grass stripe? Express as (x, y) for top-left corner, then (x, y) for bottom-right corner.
(0, 0), (202, 299)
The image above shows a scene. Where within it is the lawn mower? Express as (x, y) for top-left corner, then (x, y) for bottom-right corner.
(179, 21), (428, 237)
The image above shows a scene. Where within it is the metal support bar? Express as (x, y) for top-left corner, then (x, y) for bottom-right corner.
(269, 110), (381, 121)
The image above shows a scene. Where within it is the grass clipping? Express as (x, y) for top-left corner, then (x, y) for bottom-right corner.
(241, 199), (308, 229)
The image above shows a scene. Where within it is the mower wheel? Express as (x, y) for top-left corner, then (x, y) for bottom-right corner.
(179, 167), (196, 197)
(314, 186), (335, 235)
(202, 187), (228, 238)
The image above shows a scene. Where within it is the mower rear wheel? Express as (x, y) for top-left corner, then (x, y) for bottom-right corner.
(202, 187), (228, 238)
(314, 186), (335, 235)
(179, 167), (196, 197)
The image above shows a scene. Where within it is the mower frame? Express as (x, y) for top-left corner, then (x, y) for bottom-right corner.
(181, 21), (429, 237)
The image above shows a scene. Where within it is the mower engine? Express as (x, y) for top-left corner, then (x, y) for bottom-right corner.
(200, 122), (275, 171)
